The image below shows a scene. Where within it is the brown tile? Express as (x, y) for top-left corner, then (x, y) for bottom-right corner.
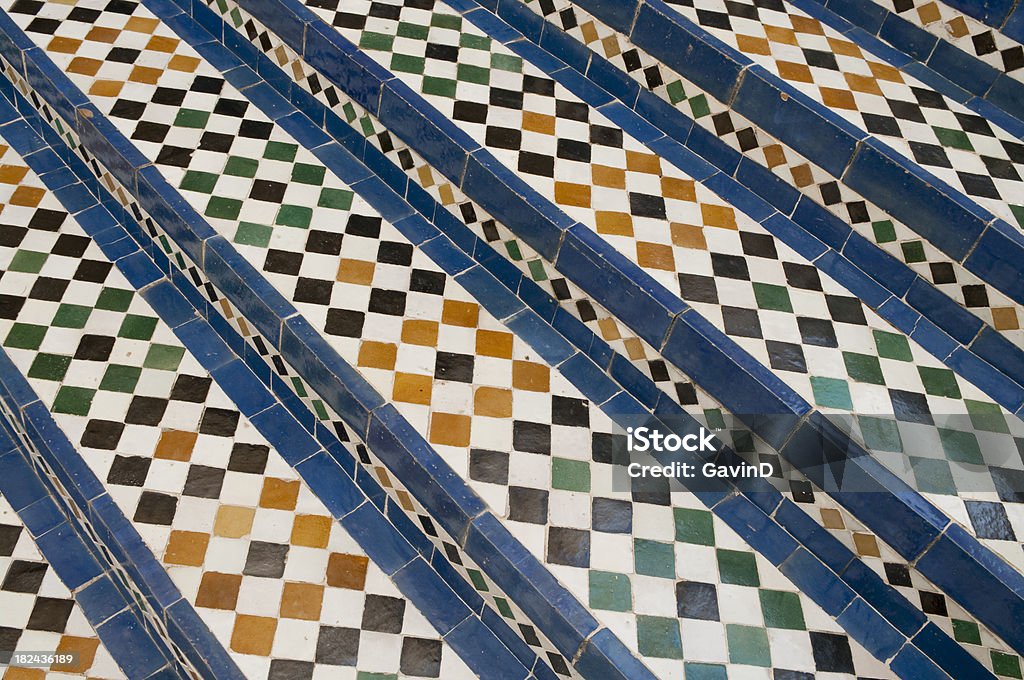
(790, 15), (824, 34)
(260, 478), (300, 510)
(85, 26), (119, 43)
(945, 16), (969, 38)
(0, 165), (28, 185)
(764, 25), (798, 45)
(164, 530), (210, 566)
(778, 61), (814, 83)
(429, 412), (471, 447)
(145, 35), (178, 52)
(918, 1), (941, 24)
(67, 57), (103, 76)
(761, 144), (787, 169)
(852, 533), (880, 557)
(623, 338), (647, 361)
(868, 61), (903, 83)
(598, 317), (621, 341)
(596, 211), (634, 237)
(474, 387), (512, 417)
(396, 489), (415, 512)
(280, 582), (324, 620)
(336, 258), (375, 284)
(358, 341), (397, 370)
(701, 204), (737, 230)
(844, 73), (882, 96)
(993, 307), (1020, 331)
(213, 505), (255, 538)
(125, 16), (160, 32)
(600, 33), (620, 57)
(129, 65), (162, 85)
(168, 55), (201, 73)
(625, 151), (661, 174)
(291, 514), (332, 548)
(154, 430), (197, 461)
(821, 87), (857, 110)
(401, 320), (438, 347)
(393, 372), (433, 405)
(790, 164), (815, 188)
(512, 361), (549, 392)
(522, 111), (555, 135)
(47, 37), (82, 53)
(441, 300), (479, 327)
(592, 164), (625, 188)
(89, 80), (123, 97)
(231, 615), (277, 656)
(737, 35), (771, 55)
(580, 20), (600, 44)
(554, 182), (591, 208)
(661, 177), (696, 202)
(327, 553), (369, 590)
(819, 508), (845, 530)
(9, 186), (43, 208)
(52, 636), (98, 674)
(476, 329), (513, 358)
(375, 467), (394, 489)
(827, 37), (862, 58)
(196, 572), (242, 610)
(636, 242), (675, 271)
(3, 668), (44, 680)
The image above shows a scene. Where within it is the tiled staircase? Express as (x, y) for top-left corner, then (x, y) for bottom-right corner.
(0, 0), (1022, 677)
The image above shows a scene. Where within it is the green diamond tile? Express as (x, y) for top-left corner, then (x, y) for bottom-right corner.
(726, 624), (770, 667)
(843, 352), (885, 385)
(430, 12), (461, 29)
(589, 571), (632, 612)
(318, 188), (353, 210)
(634, 539), (675, 579)
(965, 399), (1010, 434)
(99, 364), (142, 393)
(118, 314), (158, 341)
(900, 240), (926, 263)
(291, 163), (326, 185)
(397, 21), (428, 40)
(27, 353), (71, 381)
(993, 651), (1023, 679)
(174, 108), (210, 128)
(918, 366), (961, 398)
(96, 287), (133, 312)
(263, 142), (297, 162)
(551, 457), (590, 492)
(422, 76), (457, 98)
(684, 663), (727, 680)
(717, 549), (759, 587)
(223, 155), (259, 177)
(636, 615), (683, 660)
(952, 619), (982, 645)
(873, 330), (912, 361)
(5, 323), (47, 350)
(234, 222), (272, 248)
(910, 457), (957, 495)
(759, 590), (805, 629)
(932, 126), (973, 151)
(938, 428), (983, 464)
(143, 344), (185, 371)
(7, 250), (47, 273)
(859, 416), (903, 452)
(276, 205), (313, 229)
(52, 386), (95, 416)
(810, 376), (853, 410)
(675, 508), (715, 546)
(391, 53), (426, 74)
(205, 196), (243, 220)
(871, 220), (897, 243)
(490, 52), (521, 72)
(51, 304), (91, 329)
(180, 170), (220, 193)
(457, 63), (489, 85)
(360, 31), (394, 51)
(752, 283), (792, 313)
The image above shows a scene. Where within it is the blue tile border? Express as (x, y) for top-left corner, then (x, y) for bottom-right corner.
(0, 359), (213, 679)
(0, 63), (540, 680)
(186, 0), (1024, 660)
(148, 0), (1005, 673)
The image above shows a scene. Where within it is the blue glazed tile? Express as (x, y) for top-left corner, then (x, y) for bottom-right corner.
(53, 182), (98, 216)
(379, 81), (474, 181)
(355, 464), (388, 513)
(778, 548), (854, 616)
(241, 81), (291, 121)
(0, 120), (46, 157)
(444, 616), (532, 680)
(964, 222), (1024, 304)
(430, 548), (485, 614)
(223, 25), (262, 71)
(900, 61), (972, 105)
(760, 211), (829, 262)
(734, 157), (800, 214)
(1006, 4), (1024, 42)
(136, 166), (216, 265)
(945, 0), (1014, 26)
(971, 327), (1024, 390)
(455, 265), (524, 321)
(210, 360), (275, 418)
(367, 404), (485, 539)
(18, 496), (66, 539)
(496, 0), (543, 42)
(236, 0), (313, 48)
(140, 280), (195, 330)
(222, 64), (260, 90)
(35, 521), (103, 590)
(630, 3), (743, 103)
(165, 600), (243, 680)
(814, 250), (890, 308)
(608, 353), (661, 410)
(876, 296), (920, 335)
(556, 225), (684, 348)
(788, 196), (855, 251)
(889, 644), (949, 680)
(702, 171), (775, 222)
(714, 495), (798, 565)
(0, 449), (49, 511)
(913, 621), (994, 678)
(577, 628), (658, 680)
(276, 110), (330, 149)
(559, 353), (620, 405)
(97, 609), (169, 679)
(21, 402), (105, 504)
(419, 234), (475, 275)
(823, 0), (886, 31)
(597, 101), (660, 142)
(22, 48), (88, 127)
(835, 597), (904, 660)
(946, 346), (1024, 413)
(249, 403), (320, 465)
(295, 451), (364, 518)
(77, 575), (130, 628)
(302, 25), (384, 115)
(464, 513), (599, 657)
(504, 308), (575, 366)
(341, 501), (417, 575)
(385, 499), (435, 559)
(686, 126), (742, 175)
(547, 306), (597, 357)
(404, 183), (438, 228)
(203, 236), (292, 341)
(478, 605), (540, 670)
(634, 90), (695, 146)
(135, 552), (182, 608)
(878, 13), (937, 62)
(393, 557), (472, 633)
(206, 310), (245, 358)
(839, 559), (926, 635)
(476, 248), (526, 301)
(349, 173), (414, 222)
(985, 74), (1024, 125)
(0, 11), (35, 68)
(393, 212), (437, 246)
(586, 55), (641, 107)
(537, 20), (590, 73)
(22, 146), (67, 180)
(464, 155), (569, 261)
(909, 316), (959, 360)
(927, 40), (998, 96)
(844, 141), (985, 260)
(773, 499), (854, 573)
(841, 231), (916, 296)
(572, 0), (640, 32)
(733, 67), (860, 177)
(38, 166), (80, 191)
(173, 318), (233, 373)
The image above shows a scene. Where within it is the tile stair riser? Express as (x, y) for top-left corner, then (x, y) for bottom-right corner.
(0, 67), (549, 680)
(99, 0), (1002, 675)
(785, 0), (1024, 126)
(450, 0), (1024, 435)
(565, 0), (1024, 307)
(184, 0), (1024, 659)
(0, 361), (210, 678)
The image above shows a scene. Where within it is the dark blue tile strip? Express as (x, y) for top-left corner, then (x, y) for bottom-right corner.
(204, 0), (1024, 660)
(153, 1), (999, 673)
(0, 66), (537, 680)
(0, 367), (202, 678)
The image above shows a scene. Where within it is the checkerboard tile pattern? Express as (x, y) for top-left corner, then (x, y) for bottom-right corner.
(0, 496), (125, 680)
(0, 140), (474, 680)
(525, 0), (1024, 349)
(656, 0), (1024, 224)
(0, 5), (915, 675)
(870, 0), (1024, 79)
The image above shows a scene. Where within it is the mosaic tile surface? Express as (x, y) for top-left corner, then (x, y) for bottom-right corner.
(0, 496), (125, 680)
(0, 137), (475, 680)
